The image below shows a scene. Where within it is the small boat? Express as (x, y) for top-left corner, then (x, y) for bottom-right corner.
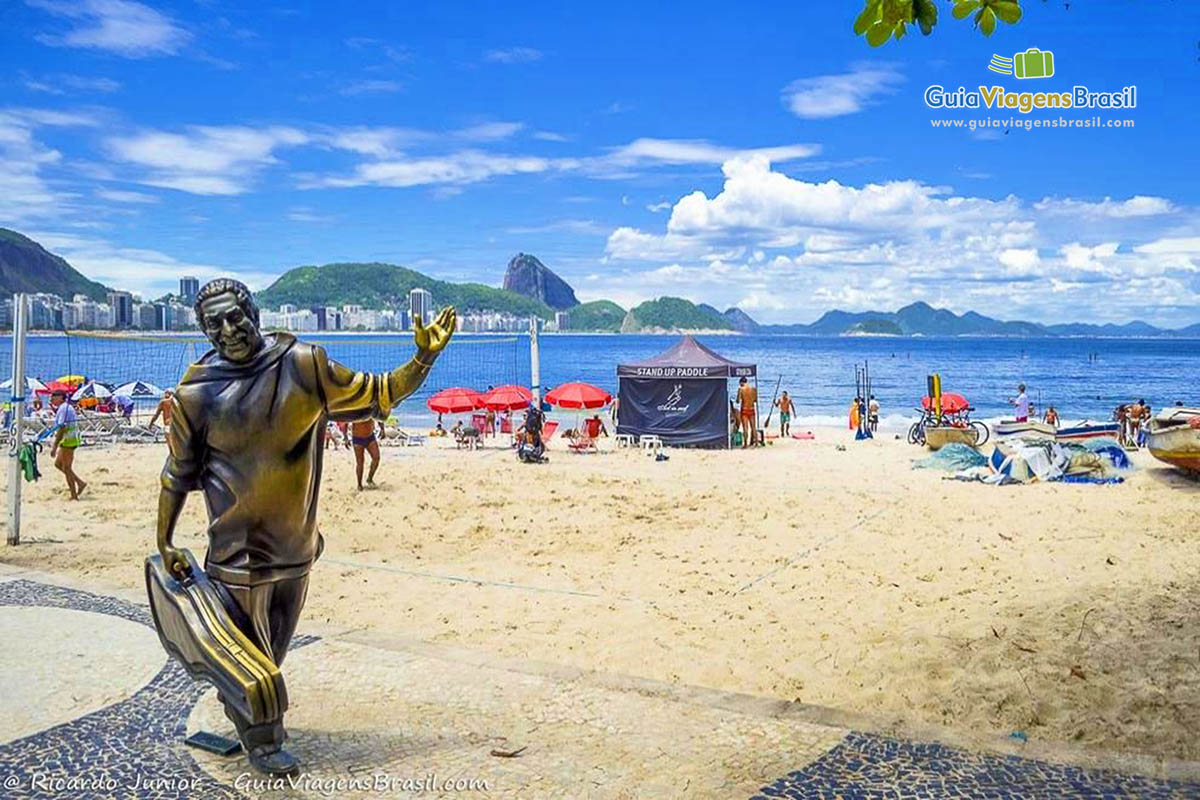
(993, 420), (1057, 441)
(924, 425), (980, 450)
(1146, 408), (1200, 475)
(1055, 421), (1120, 443)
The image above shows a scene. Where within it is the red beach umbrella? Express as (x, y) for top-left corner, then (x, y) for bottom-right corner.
(545, 382), (612, 410)
(480, 384), (532, 411)
(38, 380), (76, 395)
(427, 387), (484, 414)
(921, 392), (969, 414)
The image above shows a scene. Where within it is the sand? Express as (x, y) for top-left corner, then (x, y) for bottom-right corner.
(3, 428), (1198, 762)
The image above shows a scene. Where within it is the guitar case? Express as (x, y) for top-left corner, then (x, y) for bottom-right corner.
(145, 549), (287, 727)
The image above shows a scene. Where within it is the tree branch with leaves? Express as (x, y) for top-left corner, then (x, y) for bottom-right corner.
(854, 0), (1023, 46)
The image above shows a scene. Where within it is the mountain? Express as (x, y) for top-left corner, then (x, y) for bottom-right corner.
(257, 262), (554, 319)
(723, 307), (761, 333)
(779, 302), (1055, 337)
(502, 253), (578, 310)
(845, 318), (904, 336)
(566, 300), (625, 332)
(0, 228), (111, 301)
(620, 296), (734, 333)
(1045, 320), (1162, 336)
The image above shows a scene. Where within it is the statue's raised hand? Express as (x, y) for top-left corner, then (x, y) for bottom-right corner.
(414, 306), (456, 358)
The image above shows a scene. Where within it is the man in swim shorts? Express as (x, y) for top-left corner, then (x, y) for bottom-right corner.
(350, 418), (382, 490)
(774, 390), (794, 437)
(737, 377), (757, 448)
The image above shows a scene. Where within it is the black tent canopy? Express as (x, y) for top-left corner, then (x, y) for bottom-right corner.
(616, 335), (757, 448)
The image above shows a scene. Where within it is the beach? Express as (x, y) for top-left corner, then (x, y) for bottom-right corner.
(2, 430), (1198, 764)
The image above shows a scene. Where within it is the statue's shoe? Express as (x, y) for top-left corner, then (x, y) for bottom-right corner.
(249, 746), (300, 777)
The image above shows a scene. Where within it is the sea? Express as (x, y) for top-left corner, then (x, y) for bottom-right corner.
(7, 332), (1199, 430)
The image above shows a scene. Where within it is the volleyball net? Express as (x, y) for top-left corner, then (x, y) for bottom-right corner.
(2, 331), (528, 423)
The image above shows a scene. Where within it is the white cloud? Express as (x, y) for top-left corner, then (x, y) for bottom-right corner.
(340, 79), (402, 96)
(344, 37), (412, 62)
(0, 107), (101, 222)
(533, 131), (568, 142)
(27, 231), (278, 297)
(27, 0), (190, 58)
(646, 201), (672, 213)
(589, 155), (1200, 325)
(105, 125), (310, 195)
(22, 73), (122, 94)
(483, 47), (542, 64)
(656, 154), (1015, 243)
(506, 219), (608, 235)
(602, 138), (819, 169)
(312, 150), (560, 189)
(1034, 195), (1174, 218)
(95, 188), (157, 203)
(1134, 237), (1200, 255)
(782, 64), (903, 119)
(454, 121), (523, 141)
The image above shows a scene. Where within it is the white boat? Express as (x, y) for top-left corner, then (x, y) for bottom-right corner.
(1055, 421), (1120, 443)
(1146, 408), (1200, 475)
(993, 420), (1056, 441)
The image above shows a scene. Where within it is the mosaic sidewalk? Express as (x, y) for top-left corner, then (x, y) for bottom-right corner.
(0, 570), (1197, 799)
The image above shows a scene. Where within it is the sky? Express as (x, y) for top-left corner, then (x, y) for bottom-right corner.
(2, 0), (1199, 326)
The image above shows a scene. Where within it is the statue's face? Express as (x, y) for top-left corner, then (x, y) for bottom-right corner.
(199, 291), (263, 363)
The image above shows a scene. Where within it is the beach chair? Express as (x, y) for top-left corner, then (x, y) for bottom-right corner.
(542, 420), (559, 441)
(120, 419), (164, 444)
(80, 413), (123, 444)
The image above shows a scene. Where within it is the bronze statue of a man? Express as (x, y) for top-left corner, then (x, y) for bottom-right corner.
(156, 278), (454, 775)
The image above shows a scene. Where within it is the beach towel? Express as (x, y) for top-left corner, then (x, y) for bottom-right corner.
(18, 443), (40, 482)
(791, 431), (815, 440)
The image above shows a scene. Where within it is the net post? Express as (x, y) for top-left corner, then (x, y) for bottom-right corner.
(529, 316), (541, 405)
(7, 293), (28, 545)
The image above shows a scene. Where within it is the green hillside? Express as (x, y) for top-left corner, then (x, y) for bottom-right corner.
(257, 262), (554, 319)
(567, 300), (625, 332)
(844, 318), (904, 335)
(0, 228), (111, 301)
(621, 296), (734, 332)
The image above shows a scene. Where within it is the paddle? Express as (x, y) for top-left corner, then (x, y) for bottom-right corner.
(761, 374), (783, 432)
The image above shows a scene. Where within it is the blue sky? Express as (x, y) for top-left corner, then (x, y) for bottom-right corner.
(2, 0), (1199, 325)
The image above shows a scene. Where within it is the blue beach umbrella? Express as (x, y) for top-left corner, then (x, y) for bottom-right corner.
(113, 380), (164, 400)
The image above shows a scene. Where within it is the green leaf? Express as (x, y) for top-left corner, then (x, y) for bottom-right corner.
(866, 20), (893, 46)
(978, 6), (997, 35)
(992, 1), (1022, 24)
(914, 0), (937, 34)
(893, 21), (907, 39)
(853, 1), (882, 35)
(952, 1), (980, 21)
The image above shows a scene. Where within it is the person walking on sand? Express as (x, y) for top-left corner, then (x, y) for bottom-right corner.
(49, 389), (87, 500)
(868, 394), (880, 433)
(775, 390), (794, 437)
(350, 418), (383, 489)
(737, 377), (757, 448)
(149, 388), (174, 433)
(1008, 384), (1030, 423)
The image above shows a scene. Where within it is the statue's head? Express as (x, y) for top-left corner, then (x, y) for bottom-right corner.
(195, 278), (263, 363)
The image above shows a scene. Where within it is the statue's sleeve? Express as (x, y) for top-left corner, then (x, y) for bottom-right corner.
(160, 396), (203, 493)
(313, 346), (398, 423)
